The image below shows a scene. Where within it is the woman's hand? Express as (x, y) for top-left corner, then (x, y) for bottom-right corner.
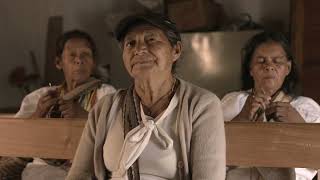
(58, 100), (88, 118)
(265, 102), (305, 123)
(31, 90), (59, 118)
(236, 92), (271, 122)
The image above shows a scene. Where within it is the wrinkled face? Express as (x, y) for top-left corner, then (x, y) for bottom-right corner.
(250, 41), (291, 93)
(122, 24), (181, 80)
(56, 38), (95, 86)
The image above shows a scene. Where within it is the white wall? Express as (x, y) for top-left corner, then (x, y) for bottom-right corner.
(0, 0), (290, 110)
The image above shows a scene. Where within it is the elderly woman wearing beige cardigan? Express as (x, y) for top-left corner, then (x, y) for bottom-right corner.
(67, 13), (226, 180)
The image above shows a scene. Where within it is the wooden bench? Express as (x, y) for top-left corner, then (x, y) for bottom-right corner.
(0, 118), (319, 179)
(226, 122), (320, 180)
(0, 118), (85, 159)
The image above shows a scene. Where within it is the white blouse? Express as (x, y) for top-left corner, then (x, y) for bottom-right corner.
(103, 93), (180, 180)
(15, 84), (116, 118)
(221, 91), (320, 180)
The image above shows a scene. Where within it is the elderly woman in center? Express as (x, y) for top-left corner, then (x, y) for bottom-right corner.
(222, 31), (320, 180)
(66, 13), (226, 180)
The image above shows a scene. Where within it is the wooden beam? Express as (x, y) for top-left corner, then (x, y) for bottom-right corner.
(226, 122), (320, 168)
(44, 16), (64, 85)
(0, 118), (320, 170)
(291, 0), (304, 65)
(0, 118), (85, 159)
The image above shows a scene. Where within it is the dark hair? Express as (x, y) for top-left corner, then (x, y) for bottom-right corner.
(241, 31), (299, 95)
(114, 13), (182, 72)
(56, 30), (97, 58)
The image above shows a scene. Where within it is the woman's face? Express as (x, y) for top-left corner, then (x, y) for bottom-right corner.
(122, 24), (181, 80)
(250, 41), (291, 94)
(56, 38), (95, 86)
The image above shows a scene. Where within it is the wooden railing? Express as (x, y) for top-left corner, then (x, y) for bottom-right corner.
(226, 122), (320, 180)
(226, 122), (320, 169)
(0, 118), (319, 179)
(0, 118), (85, 159)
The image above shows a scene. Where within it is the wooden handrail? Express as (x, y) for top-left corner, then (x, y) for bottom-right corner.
(226, 122), (320, 169)
(0, 118), (85, 159)
(0, 118), (319, 171)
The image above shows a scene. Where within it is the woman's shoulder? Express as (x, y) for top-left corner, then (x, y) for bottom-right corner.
(292, 96), (319, 105)
(291, 96), (320, 110)
(221, 90), (249, 104)
(99, 83), (116, 91)
(178, 78), (219, 102)
(89, 90), (124, 121)
(90, 89), (131, 129)
(291, 96), (320, 123)
(96, 89), (124, 107)
(96, 83), (116, 99)
(220, 91), (249, 121)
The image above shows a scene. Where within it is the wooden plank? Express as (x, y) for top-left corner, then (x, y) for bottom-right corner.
(0, 118), (86, 159)
(0, 119), (320, 169)
(0, 114), (15, 118)
(226, 122), (320, 168)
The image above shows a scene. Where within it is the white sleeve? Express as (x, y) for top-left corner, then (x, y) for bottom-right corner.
(295, 168), (317, 180)
(96, 84), (116, 101)
(291, 96), (320, 123)
(14, 87), (51, 118)
(221, 92), (248, 121)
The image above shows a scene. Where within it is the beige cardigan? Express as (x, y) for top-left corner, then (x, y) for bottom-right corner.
(66, 78), (226, 180)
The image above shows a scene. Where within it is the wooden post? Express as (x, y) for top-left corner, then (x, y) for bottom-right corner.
(44, 16), (64, 85)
